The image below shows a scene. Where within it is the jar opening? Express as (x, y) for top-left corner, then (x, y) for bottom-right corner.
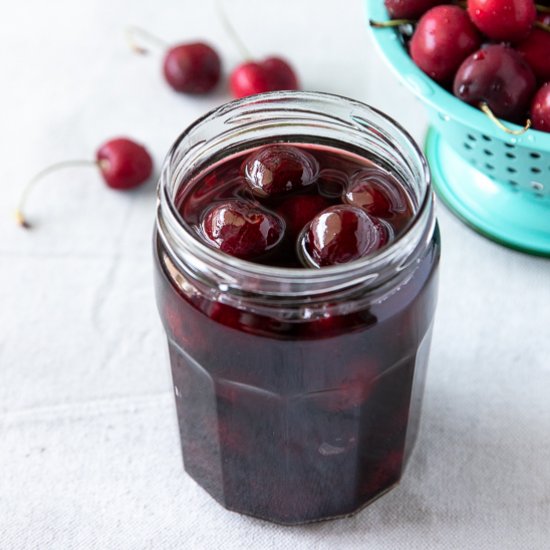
(157, 91), (434, 296)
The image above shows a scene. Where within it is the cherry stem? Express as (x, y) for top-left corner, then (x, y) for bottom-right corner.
(126, 26), (168, 55)
(536, 4), (550, 13)
(534, 20), (550, 32)
(479, 103), (531, 136)
(369, 19), (415, 27)
(215, 0), (253, 61)
(15, 159), (103, 229)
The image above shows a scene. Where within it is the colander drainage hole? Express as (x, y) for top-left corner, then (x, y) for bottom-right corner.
(467, 134), (477, 141)
(483, 149), (493, 156)
(531, 167), (541, 174)
(505, 152), (516, 159)
(464, 143), (473, 150)
(485, 163), (494, 170)
(481, 135), (491, 141)
(529, 152), (541, 159)
(504, 143), (515, 149)
(507, 167), (517, 173)
(532, 182), (544, 191)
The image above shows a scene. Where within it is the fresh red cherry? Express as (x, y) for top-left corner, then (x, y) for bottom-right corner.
(516, 27), (550, 83)
(243, 145), (319, 198)
(230, 62), (270, 98)
(453, 45), (536, 122)
(163, 43), (221, 94)
(261, 57), (299, 90)
(127, 28), (221, 94)
(530, 83), (550, 132)
(384, 0), (442, 19)
(216, 1), (299, 98)
(15, 137), (153, 228)
(344, 168), (409, 219)
(201, 200), (285, 260)
(410, 6), (481, 84)
(467, 0), (536, 42)
(96, 138), (153, 190)
(302, 205), (389, 267)
(230, 57), (299, 98)
(276, 195), (331, 240)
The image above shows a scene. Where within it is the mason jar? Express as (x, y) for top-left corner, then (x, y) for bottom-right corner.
(154, 91), (440, 524)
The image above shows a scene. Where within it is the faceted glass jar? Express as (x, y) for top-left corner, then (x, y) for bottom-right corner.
(154, 91), (440, 524)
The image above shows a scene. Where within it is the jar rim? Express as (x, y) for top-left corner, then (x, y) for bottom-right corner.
(157, 90), (434, 291)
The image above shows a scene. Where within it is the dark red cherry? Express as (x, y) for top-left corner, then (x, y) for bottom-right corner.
(531, 83), (550, 132)
(163, 43), (221, 94)
(453, 45), (536, 121)
(230, 57), (298, 98)
(516, 27), (550, 83)
(243, 145), (319, 198)
(410, 6), (481, 84)
(361, 450), (404, 498)
(298, 314), (348, 339)
(207, 302), (244, 331)
(302, 205), (388, 267)
(384, 0), (442, 19)
(16, 137), (154, 228)
(261, 57), (299, 90)
(467, 0), (536, 42)
(201, 199), (285, 259)
(276, 195), (331, 240)
(344, 168), (408, 219)
(96, 138), (153, 190)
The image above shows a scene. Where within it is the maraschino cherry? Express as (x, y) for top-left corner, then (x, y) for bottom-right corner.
(217, 2), (299, 97)
(243, 145), (319, 198)
(127, 27), (221, 94)
(201, 199), (285, 259)
(276, 195), (331, 240)
(530, 82), (550, 131)
(15, 137), (153, 228)
(301, 205), (388, 267)
(410, 5), (481, 84)
(344, 168), (408, 218)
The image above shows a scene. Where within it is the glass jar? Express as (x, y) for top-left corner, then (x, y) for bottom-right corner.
(154, 91), (440, 524)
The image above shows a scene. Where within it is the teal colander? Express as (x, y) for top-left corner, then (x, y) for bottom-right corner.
(366, 0), (550, 256)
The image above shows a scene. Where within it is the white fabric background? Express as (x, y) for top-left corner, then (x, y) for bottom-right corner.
(1, 1), (549, 548)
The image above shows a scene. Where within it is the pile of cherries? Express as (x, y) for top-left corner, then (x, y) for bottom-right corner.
(381, 0), (550, 132)
(179, 143), (412, 268)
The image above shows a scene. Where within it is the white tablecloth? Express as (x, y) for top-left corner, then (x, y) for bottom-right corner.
(1, 1), (549, 548)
